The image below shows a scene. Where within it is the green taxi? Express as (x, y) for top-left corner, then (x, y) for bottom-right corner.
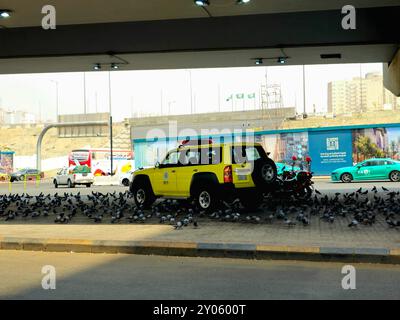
(331, 158), (400, 183)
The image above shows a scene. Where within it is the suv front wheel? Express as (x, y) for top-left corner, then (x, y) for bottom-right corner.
(131, 180), (156, 208)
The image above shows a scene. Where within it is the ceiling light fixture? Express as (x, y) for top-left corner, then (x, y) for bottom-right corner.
(194, 0), (209, 7)
(0, 9), (12, 18)
(255, 58), (263, 65)
(277, 56), (287, 64)
(111, 63), (119, 70)
(93, 63), (101, 70)
(237, 0), (251, 4)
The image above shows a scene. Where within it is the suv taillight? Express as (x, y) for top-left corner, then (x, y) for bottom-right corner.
(224, 165), (233, 183)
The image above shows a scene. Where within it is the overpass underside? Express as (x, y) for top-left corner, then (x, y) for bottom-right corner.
(0, 4), (399, 94)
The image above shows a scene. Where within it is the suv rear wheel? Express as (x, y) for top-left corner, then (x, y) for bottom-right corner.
(54, 180), (58, 189)
(193, 184), (220, 212)
(131, 180), (156, 208)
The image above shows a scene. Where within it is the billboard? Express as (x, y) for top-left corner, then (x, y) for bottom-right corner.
(58, 113), (109, 138)
(0, 151), (14, 174)
(308, 130), (353, 175)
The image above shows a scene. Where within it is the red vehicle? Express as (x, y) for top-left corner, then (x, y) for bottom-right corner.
(69, 148), (134, 176)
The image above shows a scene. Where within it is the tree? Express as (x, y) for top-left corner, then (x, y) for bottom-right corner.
(354, 136), (384, 160)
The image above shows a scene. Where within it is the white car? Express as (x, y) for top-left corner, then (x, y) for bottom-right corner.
(119, 171), (133, 187)
(53, 167), (94, 188)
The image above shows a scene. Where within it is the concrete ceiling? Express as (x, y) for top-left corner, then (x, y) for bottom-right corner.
(0, 44), (396, 74)
(0, 1), (399, 74)
(0, 0), (400, 28)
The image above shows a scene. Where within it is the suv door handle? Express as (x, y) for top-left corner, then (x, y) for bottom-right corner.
(193, 169), (198, 172)
(171, 170), (176, 173)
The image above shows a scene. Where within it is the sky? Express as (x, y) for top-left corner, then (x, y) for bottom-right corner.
(0, 63), (383, 122)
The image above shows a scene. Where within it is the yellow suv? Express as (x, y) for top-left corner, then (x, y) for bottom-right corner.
(130, 141), (277, 211)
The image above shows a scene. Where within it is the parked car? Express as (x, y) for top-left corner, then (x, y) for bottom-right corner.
(331, 158), (400, 183)
(119, 171), (133, 187)
(130, 141), (277, 211)
(53, 167), (94, 188)
(9, 168), (43, 182)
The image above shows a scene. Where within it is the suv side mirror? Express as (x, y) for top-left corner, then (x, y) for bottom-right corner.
(155, 161), (160, 168)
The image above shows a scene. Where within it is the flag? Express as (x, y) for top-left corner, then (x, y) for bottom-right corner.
(226, 94), (233, 101)
(247, 93), (256, 99)
(236, 93), (244, 99)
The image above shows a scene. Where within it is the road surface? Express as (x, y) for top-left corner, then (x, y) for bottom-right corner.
(1, 180), (400, 197)
(0, 251), (399, 300)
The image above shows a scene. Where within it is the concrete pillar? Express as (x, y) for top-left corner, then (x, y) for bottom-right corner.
(383, 49), (400, 97)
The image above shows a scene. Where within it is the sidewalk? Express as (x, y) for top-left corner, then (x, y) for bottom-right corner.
(1, 216), (399, 264)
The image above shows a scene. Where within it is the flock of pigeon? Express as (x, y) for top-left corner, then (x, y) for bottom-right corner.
(0, 186), (400, 230)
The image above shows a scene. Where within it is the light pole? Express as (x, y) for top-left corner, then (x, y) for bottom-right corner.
(50, 80), (59, 122)
(303, 65), (306, 117)
(108, 71), (113, 176)
(168, 100), (176, 115)
(83, 72), (87, 114)
(187, 70), (193, 114)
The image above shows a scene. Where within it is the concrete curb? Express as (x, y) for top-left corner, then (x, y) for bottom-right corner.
(0, 237), (399, 264)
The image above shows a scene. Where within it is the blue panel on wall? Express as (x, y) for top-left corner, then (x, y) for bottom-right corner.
(308, 130), (353, 175)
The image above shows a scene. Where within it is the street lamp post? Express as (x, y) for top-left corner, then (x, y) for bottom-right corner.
(108, 71), (113, 176)
(303, 65), (306, 117)
(83, 72), (87, 114)
(168, 100), (176, 115)
(188, 70), (193, 114)
(50, 80), (59, 122)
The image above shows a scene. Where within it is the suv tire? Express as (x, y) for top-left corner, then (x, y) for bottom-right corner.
(193, 184), (220, 212)
(252, 158), (277, 187)
(240, 191), (263, 211)
(131, 180), (156, 208)
(54, 180), (58, 188)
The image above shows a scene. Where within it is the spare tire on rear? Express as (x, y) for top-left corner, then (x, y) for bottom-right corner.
(251, 158), (277, 187)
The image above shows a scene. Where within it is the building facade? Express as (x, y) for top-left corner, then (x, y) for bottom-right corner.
(328, 72), (400, 115)
(0, 109), (36, 125)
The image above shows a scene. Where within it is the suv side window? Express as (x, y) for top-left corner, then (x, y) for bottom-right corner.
(179, 149), (200, 166)
(200, 147), (221, 165)
(161, 151), (179, 167)
(232, 146), (262, 164)
(179, 148), (222, 166)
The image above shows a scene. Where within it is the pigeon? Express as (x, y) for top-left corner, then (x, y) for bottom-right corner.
(348, 220), (359, 228)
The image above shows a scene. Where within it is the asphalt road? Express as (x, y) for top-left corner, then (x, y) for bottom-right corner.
(0, 250), (399, 300)
(1, 179), (400, 197)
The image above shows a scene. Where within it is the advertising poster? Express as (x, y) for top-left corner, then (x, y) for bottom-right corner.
(308, 130), (353, 175)
(262, 132), (309, 165)
(0, 152), (14, 174)
(386, 127), (400, 160)
(352, 127), (389, 162)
